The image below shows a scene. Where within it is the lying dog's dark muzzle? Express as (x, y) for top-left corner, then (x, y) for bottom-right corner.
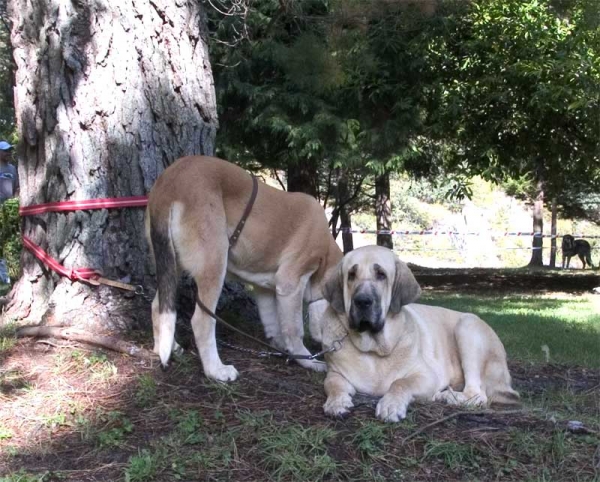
(349, 291), (383, 334)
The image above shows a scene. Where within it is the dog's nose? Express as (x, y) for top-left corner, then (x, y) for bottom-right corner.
(353, 293), (373, 310)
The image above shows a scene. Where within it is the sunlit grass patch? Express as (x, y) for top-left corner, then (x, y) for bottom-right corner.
(420, 293), (600, 367)
(0, 321), (17, 354)
(0, 424), (12, 440)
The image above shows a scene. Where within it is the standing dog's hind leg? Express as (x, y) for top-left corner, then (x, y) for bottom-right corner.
(190, 256), (239, 382)
(276, 271), (326, 372)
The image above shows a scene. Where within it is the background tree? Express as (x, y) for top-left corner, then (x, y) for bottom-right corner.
(0, 0), (14, 139)
(209, 0), (350, 198)
(208, 0), (451, 250)
(429, 0), (600, 266)
(7, 0), (218, 327)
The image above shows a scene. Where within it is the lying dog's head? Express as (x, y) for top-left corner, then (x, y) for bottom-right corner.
(324, 246), (421, 334)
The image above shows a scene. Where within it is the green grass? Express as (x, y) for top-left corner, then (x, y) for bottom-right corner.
(124, 449), (161, 482)
(420, 293), (600, 366)
(95, 410), (134, 448)
(0, 471), (61, 482)
(352, 420), (388, 457)
(0, 322), (17, 354)
(423, 439), (483, 470)
(258, 424), (339, 481)
(134, 374), (157, 407)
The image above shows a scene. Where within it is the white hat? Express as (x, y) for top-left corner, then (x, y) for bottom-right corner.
(0, 141), (13, 151)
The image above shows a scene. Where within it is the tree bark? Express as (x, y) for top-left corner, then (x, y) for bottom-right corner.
(528, 172), (544, 267)
(550, 197), (557, 268)
(338, 172), (354, 253)
(7, 0), (218, 330)
(340, 205), (354, 254)
(375, 171), (393, 249)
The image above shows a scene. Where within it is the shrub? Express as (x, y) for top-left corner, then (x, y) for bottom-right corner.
(0, 198), (22, 281)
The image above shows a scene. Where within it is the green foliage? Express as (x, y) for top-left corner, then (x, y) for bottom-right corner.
(430, 0), (600, 204)
(208, 0), (445, 211)
(0, 198), (21, 280)
(209, 0), (351, 173)
(0, 22), (15, 140)
(209, 0), (599, 228)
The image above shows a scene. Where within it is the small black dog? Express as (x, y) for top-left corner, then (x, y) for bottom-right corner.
(561, 235), (595, 269)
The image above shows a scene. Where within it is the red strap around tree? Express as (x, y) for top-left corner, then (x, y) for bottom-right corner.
(21, 236), (100, 281)
(20, 196), (149, 281)
(19, 196), (148, 216)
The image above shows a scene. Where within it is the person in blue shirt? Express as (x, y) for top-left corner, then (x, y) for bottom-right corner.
(0, 141), (18, 202)
(0, 141), (17, 284)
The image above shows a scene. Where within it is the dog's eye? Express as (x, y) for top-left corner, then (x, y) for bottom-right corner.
(376, 270), (387, 281)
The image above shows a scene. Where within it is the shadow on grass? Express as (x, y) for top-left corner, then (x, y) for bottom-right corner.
(415, 266), (600, 294)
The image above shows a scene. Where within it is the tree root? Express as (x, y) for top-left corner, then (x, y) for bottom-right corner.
(16, 325), (158, 359)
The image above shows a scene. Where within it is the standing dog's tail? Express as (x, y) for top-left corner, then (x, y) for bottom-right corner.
(146, 206), (179, 367)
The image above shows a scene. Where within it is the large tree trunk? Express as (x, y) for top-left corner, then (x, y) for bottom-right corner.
(7, 0), (218, 330)
(375, 171), (393, 249)
(528, 174), (544, 267)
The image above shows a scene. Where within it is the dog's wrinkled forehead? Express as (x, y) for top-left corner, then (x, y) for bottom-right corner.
(343, 246), (397, 281)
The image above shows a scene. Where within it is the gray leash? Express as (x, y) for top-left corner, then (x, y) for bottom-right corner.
(196, 297), (346, 362)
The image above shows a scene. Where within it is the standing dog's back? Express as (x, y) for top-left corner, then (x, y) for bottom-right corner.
(145, 156), (342, 381)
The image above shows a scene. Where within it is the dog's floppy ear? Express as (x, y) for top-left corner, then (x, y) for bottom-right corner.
(323, 264), (345, 313)
(389, 259), (421, 313)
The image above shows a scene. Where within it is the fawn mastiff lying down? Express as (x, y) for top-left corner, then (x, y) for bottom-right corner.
(320, 246), (519, 422)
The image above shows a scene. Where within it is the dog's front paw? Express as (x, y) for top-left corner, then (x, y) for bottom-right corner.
(324, 394), (354, 418)
(205, 364), (239, 382)
(376, 393), (410, 422)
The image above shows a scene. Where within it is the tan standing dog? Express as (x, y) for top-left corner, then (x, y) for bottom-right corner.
(145, 156), (342, 381)
(320, 246), (519, 422)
